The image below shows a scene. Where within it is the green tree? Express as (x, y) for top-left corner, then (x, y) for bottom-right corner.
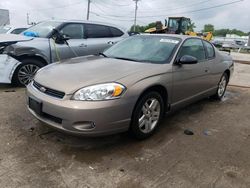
(213, 28), (249, 37)
(203, 24), (215, 32)
(129, 25), (144, 32)
(130, 22), (157, 33)
(188, 20), (196, 32)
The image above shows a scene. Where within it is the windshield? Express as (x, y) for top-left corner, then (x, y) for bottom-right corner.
(23, 21), (62, 38)
(0, 26), (11, 34)
(103, 35), (181, 63)
(168, 19), (180, 30)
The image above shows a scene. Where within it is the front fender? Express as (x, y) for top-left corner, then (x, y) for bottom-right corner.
(5, 45), (50, 64)
(0, 54), (21, 84)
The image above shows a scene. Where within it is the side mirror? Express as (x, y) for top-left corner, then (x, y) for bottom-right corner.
(51, 29), (70, 44)
(176, 55), (198, 65)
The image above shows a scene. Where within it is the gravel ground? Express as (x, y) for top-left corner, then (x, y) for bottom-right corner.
(0, 84), (249, 188)
(0, 60), (250, 188)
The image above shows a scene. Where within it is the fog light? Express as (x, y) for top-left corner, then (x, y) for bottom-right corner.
(72, 121), (95, 131)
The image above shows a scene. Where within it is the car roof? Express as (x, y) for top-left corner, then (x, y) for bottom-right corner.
(42, 19), (127, 32)
(140, 33), (202, 40)
(2, 25), (29, 29)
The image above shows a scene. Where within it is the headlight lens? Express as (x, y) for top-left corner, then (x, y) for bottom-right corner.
(72, 83), (126, 101)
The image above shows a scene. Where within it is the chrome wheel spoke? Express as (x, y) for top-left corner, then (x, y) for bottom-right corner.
(144, 120), (150, 132)
(139, 115), (146, 128)
(149, 99), (159, 110)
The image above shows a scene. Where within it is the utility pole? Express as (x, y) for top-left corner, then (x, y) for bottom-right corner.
(133, 0), (139, 32)
(26, 13), (30, 25)
(86, 0), (91, 20)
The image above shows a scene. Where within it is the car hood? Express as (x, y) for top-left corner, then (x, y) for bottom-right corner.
(34, 56), (166, 94)
(0, 34), (33, 46)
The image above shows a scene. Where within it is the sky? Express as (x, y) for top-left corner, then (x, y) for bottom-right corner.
(0, 0), (249, 32)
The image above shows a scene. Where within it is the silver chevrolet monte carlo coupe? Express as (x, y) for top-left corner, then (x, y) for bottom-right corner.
(27, 34), (234, 139)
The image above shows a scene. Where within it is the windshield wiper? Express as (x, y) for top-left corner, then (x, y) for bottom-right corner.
(99, 52), (107, 57)
(112, 57), (138, 62)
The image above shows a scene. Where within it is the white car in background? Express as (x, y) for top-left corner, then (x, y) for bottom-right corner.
(0, 25), (29, 34)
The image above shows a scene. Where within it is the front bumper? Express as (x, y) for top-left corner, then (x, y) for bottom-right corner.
(0, 54), (20, 84)
(26, 83), (133, 136)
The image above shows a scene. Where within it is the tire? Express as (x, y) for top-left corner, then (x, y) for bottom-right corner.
(130, 91), (164, 140)
(12, 58), (44, 86)
(212, 72), (229, 100)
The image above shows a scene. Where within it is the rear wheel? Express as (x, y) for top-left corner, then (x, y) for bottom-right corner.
(12, 58), (44, 86)
(212, 73), (229, 100)
(130, 91), (164, 140)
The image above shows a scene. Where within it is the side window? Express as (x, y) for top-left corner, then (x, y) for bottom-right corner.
(85, 24), (113, 38)
(179, 38), (206, 61)
(203, 40), (215, 59)
(110, 27), (124, 37)
(60, 23), (84, 39)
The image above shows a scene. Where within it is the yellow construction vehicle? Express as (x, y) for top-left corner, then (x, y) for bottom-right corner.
(144, 17), (213, 41)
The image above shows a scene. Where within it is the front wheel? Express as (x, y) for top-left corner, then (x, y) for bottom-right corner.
(12, 58), (44, 86)
(130, 91), (164, 140)
(212, 73), (229, 100)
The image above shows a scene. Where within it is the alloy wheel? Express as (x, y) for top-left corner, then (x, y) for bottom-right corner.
(138, 98), (161, 134)
(218, 75), (227, 97)
(18, 64), (40, 85)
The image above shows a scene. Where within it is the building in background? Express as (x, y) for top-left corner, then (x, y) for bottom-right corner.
(0, 9), (10, 26)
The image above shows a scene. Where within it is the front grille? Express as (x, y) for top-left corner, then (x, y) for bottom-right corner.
(33, 81), (65, 99)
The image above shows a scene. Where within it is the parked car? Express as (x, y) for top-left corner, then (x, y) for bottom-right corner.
(0, 25), (28, 34)
(27, 34), (234, 139)
(1, 20), (128, 85)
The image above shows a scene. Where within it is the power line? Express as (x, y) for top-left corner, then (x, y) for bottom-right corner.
(136, 0), (244, 18)
(25, 1), (84, 12)
(138, 0), (214, 13)
(92, 2), (133, 17)
(90, 11), (133, 21)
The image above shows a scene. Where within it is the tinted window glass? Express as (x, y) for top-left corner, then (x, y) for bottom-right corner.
(86, 24), (112, 38)
(110, 27), (123, 37)
(179, 39), (206, 61)
(60, 24), (84, 39)
(203, 40), (215, 59)
(11, 28), (27, 34)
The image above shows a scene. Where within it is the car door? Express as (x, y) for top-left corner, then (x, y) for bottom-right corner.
(83, 24), (122, 55)
(172, 38), (210, 105)
(202, 40), (220, 89)
(52, 23), (87, 61)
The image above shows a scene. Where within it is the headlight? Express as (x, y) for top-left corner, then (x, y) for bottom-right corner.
(72, 83), (126, 101)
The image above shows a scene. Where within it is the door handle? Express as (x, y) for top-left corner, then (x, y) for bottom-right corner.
(107, 41), (114, 45)
(79, 44), (87, 47)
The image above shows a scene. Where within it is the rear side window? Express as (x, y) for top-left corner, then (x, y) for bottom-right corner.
(203, 40), (215, 59)
(85, 24), (113, 38)
(60, 23), (84, 39)
(110, 27), (124, 37)
(179, 38), (206, 61)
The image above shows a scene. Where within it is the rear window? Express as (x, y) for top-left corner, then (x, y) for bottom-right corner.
(85, 24), (113, 38)
(110, 27), (124, 37)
